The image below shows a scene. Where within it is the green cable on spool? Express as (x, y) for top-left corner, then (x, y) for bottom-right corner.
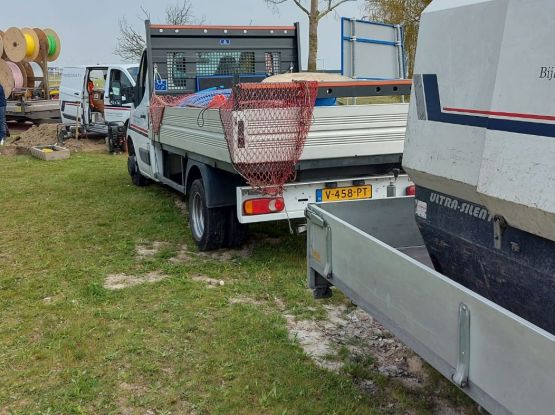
(46, 34), (56, 56)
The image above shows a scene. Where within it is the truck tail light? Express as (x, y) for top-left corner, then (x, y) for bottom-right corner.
(406, 184), (416, 196)
(243, 197), (285, 215)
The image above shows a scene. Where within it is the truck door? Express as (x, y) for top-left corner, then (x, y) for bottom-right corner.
(59, 66), (86, 126)
(104, 68), (136, 125)
(85, 68), (107, 126)
(128, 51), (153, 178)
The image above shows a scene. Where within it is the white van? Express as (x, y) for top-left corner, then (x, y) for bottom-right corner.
(59, 64), (139, 151)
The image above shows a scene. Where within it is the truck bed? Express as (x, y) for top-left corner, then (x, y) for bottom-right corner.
(159, 103), (407, 166)
(306, 198), (555, 415)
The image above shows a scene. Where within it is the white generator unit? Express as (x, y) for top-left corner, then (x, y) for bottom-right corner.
(404, 0), (555, 333)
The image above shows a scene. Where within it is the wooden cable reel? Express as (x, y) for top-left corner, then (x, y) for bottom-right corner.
(22, 27), (40, 62)
(0, 27), (61, 98)
(20, 61), (34, 88)
(33, 28), (48, 61)
(4, 27), (26, 62)
(0, 30), (6, 59)
(1, 27), (59, 63)
(0, 59), (14, 97)
(43, 28), (61, 62)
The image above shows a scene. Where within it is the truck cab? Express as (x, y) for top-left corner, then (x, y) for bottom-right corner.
(59, 64), (139, 150)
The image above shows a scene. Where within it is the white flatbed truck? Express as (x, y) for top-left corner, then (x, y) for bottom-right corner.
(127, 21), (413, 250)
(306, 1), (555, 414)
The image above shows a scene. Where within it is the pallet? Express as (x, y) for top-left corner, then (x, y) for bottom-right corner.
(30, 145), (70, 161)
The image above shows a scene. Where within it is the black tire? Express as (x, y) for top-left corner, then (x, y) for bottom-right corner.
(224, 207), (248, 248)
(106, 136), (114, 153)
(127, 155), (148, 187)
(188, 179), (226, 251)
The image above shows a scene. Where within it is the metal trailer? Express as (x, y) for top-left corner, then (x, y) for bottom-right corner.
(127, 21), (414, 250)
(306, 197), (555, 415)
(6, 99), (60, 123)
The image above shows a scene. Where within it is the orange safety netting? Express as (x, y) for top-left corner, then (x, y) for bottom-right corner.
(149, 93), (190, 134)
(219, 81), (318, 195)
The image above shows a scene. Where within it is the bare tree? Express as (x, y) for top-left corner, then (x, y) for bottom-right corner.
(365, 0), (431, 76)
(266, 0), (356, 71)
(115, 1), (199, 62)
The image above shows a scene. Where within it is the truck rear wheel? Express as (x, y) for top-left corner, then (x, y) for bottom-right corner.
(188, 179), (226, 251)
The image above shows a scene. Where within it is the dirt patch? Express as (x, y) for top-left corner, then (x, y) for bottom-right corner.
(42, 293), (65, 304)
(135, 241), (169, 260)
(284, 308), (343, 372)
(191, 274), (225, 288)
(169, 243), (191, 264)
(117, 382), (149, 415)
(61, 137), (106, 153)
(168, 243), (252, 263)
(229, 295), (267, 307)
(104, 272), (169, 290)
(175, 198), (188, 215)
(284, 304), (427, 382)
(283, 304), (472, 413)
(197, 243), (253, 262)
(1, 124), (106, 155)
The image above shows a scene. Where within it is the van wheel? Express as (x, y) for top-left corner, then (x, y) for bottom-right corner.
(128, 155), (148, 186)
(224, 207), (248, 248)
(188, 179), (226, 251)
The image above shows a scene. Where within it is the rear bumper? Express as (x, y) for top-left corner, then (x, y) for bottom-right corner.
(236, 174), (412, 224)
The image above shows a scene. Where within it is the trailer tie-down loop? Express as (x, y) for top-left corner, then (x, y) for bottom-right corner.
(452, 303), (470, 388)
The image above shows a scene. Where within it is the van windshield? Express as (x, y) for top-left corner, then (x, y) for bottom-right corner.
(127, 66), (139, 82)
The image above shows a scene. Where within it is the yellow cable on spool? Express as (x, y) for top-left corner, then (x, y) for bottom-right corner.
(24, 33), (35, 58)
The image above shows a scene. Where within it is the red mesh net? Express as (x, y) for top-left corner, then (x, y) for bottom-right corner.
(149, 93), (190, 134)
(219, 81), (318, 195)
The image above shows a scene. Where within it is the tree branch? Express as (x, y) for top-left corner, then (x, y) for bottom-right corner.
(292, 0), (310, 15)
(319, 0), (356, 19)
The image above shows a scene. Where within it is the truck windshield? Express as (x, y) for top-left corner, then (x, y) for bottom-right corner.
(127, 66), (140, 82)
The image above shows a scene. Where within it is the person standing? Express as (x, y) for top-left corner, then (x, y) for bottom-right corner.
(0, 83), (6, 146)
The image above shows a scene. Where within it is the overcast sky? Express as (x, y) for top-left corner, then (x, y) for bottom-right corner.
(1, 0), (365, 69)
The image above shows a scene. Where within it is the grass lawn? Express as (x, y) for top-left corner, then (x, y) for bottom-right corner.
(0, 153), (476, 414)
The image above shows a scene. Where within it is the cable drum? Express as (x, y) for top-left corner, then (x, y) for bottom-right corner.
(22, 28), (39, 62)
(6, 61), (24, 89)
(0, 30), (6, 59)
(0, 59), (15, 97)
(4, 27), (26, 62)
(29, 61), (43, 88)
(43, 29), (61, 62)
(33, 28), (48, 61)
(21, 61), (34, 88)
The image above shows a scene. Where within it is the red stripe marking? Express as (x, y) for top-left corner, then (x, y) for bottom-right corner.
(130, 124), (148, 134)
(443, 107), (555, 122)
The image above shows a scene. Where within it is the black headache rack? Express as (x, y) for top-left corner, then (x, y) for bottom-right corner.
(145, 21), (302, 94)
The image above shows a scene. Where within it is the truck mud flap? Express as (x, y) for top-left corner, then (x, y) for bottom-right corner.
(306, 198), (555, 415)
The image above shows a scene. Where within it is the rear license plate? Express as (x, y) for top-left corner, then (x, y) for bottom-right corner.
(316, 185), (372, 202)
